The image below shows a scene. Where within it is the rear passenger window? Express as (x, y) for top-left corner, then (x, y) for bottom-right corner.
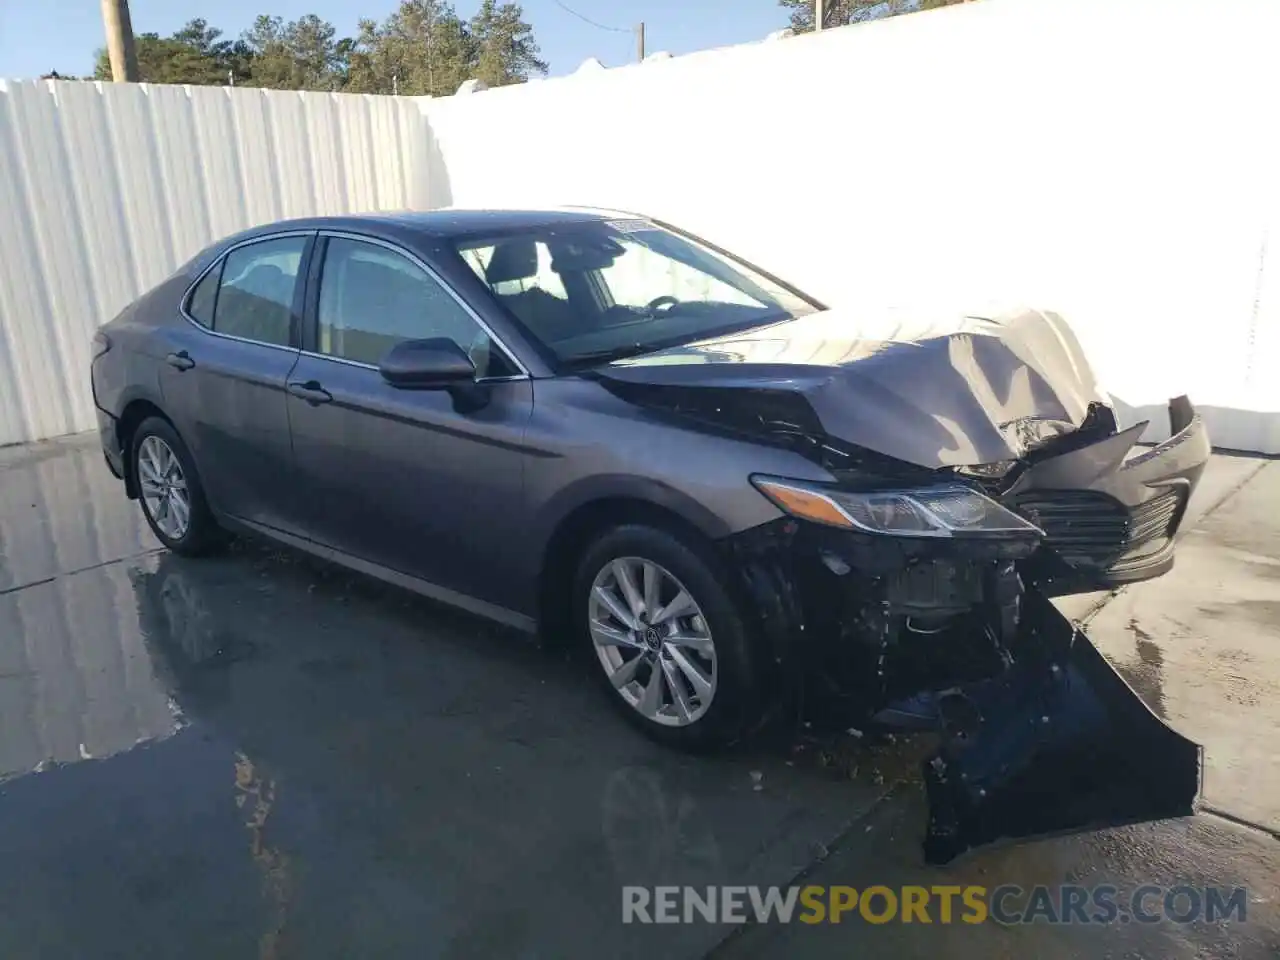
(186, 262), (221, 328)
(212, 236), (308, 347)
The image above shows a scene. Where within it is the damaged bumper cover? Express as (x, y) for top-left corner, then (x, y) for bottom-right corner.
(922, 588), (1201, 864)
(1008, 395), (1210, 593)
(726, 399), (1210, 863)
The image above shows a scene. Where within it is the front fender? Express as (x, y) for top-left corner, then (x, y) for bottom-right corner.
(532, 473), (742, 555)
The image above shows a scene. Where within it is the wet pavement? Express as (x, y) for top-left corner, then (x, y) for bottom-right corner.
(0, 434), (1277, 959)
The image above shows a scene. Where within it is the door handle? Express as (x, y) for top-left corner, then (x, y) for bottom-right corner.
(287, 380), (333, 405)
(165, 350), (195, 371)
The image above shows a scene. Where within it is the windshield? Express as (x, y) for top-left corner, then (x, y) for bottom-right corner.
(454, 218), (817, 367)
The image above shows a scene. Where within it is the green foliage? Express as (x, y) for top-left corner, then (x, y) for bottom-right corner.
(469, 0), (549, 89)
(779, 0), (969, 33)
(342, 1), (474, 96)
(343, 0), (548, 96)
(90, 2), (548, 94)
(242, 14), (344, 90)
(93, 18), (252, 84)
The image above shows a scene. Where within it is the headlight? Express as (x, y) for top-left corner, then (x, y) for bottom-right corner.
(750, 476), (1044, 538)
(954, 460), (1017, 479)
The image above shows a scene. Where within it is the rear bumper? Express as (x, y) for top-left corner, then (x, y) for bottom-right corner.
(97, 407), (125, 481)
(1007, 397), (1210, 593)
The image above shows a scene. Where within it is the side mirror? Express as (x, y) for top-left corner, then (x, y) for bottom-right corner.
(379, 338), (476, 390)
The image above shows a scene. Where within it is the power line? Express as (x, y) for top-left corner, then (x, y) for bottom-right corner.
(551, 0), (633, 34)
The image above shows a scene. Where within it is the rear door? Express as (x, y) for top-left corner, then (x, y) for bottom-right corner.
(159, 232), (313, 535)
(284, 232), (534, 612)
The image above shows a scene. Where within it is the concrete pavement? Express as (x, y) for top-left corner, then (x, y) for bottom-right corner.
(0, 434), (1276, 958)
(718, 454), (1280, 960)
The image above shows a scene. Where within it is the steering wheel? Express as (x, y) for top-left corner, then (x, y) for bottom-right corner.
(645, 295), (680, 315)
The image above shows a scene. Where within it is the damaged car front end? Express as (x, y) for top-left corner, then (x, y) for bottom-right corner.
(598, 310), (1210, 863)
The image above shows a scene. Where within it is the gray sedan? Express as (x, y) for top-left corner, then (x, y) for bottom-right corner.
(91, 208), (1211, 861)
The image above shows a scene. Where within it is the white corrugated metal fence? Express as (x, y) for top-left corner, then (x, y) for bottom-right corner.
(0, 81), (432, 445)
(2, 0), (1279, 452)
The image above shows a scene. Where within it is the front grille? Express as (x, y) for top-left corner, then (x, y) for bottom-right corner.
(1008, 488), (1183, 570)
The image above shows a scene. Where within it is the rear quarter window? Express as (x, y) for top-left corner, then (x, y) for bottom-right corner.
(185, 262), (222, 328)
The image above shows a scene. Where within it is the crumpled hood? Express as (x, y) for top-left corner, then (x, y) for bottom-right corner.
(598, 307), (1108, 469)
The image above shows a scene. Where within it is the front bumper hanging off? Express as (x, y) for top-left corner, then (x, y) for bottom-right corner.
(921, 587), (1202, 864)
(925, 399), (1208, 862)
(731, 398), (1210, 864)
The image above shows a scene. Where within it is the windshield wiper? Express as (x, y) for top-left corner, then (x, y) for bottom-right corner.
(562, 343), (657, 369)
(561, 309), (798, 371)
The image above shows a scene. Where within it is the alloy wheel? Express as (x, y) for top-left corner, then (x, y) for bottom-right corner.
(588, 557), (717, 727)
(138, 435), (192, 540)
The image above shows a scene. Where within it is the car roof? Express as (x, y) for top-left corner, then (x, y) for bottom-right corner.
(376, 207), (637, 234)
(246, 207), (639, 239)
(187, 207), (648, 276)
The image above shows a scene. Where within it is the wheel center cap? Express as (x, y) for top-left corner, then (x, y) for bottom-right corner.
(643, 626), (662, 650)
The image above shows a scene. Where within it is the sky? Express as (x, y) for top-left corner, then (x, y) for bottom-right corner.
(0, 0), (793, 80)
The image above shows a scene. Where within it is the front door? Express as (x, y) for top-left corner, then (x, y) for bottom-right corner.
(158, 232), (313, 535)
(285, 234), (534, 612)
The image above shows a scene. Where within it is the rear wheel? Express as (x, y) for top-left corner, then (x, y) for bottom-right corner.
(573, 524), (764, 750)
(131, 416), (223, 556)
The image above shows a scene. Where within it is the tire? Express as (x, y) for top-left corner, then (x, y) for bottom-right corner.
(572, 523), (765, 751)
(130, 416), (223, 557)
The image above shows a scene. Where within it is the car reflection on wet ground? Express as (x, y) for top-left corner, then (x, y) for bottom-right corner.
(0, 434), (1276, 959)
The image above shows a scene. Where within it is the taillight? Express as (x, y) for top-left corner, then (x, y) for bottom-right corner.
(92, 331), (112, 359)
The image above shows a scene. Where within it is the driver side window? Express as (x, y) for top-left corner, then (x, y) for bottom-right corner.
(316, 237), (516, 377)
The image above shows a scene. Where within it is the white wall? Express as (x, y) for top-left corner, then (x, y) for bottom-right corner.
(2, 0), (1279, 452)
(0, 81), (432, 445)
(423, 0), (1280, 452)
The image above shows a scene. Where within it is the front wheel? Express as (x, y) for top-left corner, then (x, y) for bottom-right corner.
(131, 416), (223, 556)
(573, 524), (765, 751)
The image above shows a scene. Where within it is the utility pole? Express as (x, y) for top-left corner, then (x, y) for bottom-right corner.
(635, 22), (645, 62)
(100, 0), (140, 81)
(814, 0), (824, 31)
